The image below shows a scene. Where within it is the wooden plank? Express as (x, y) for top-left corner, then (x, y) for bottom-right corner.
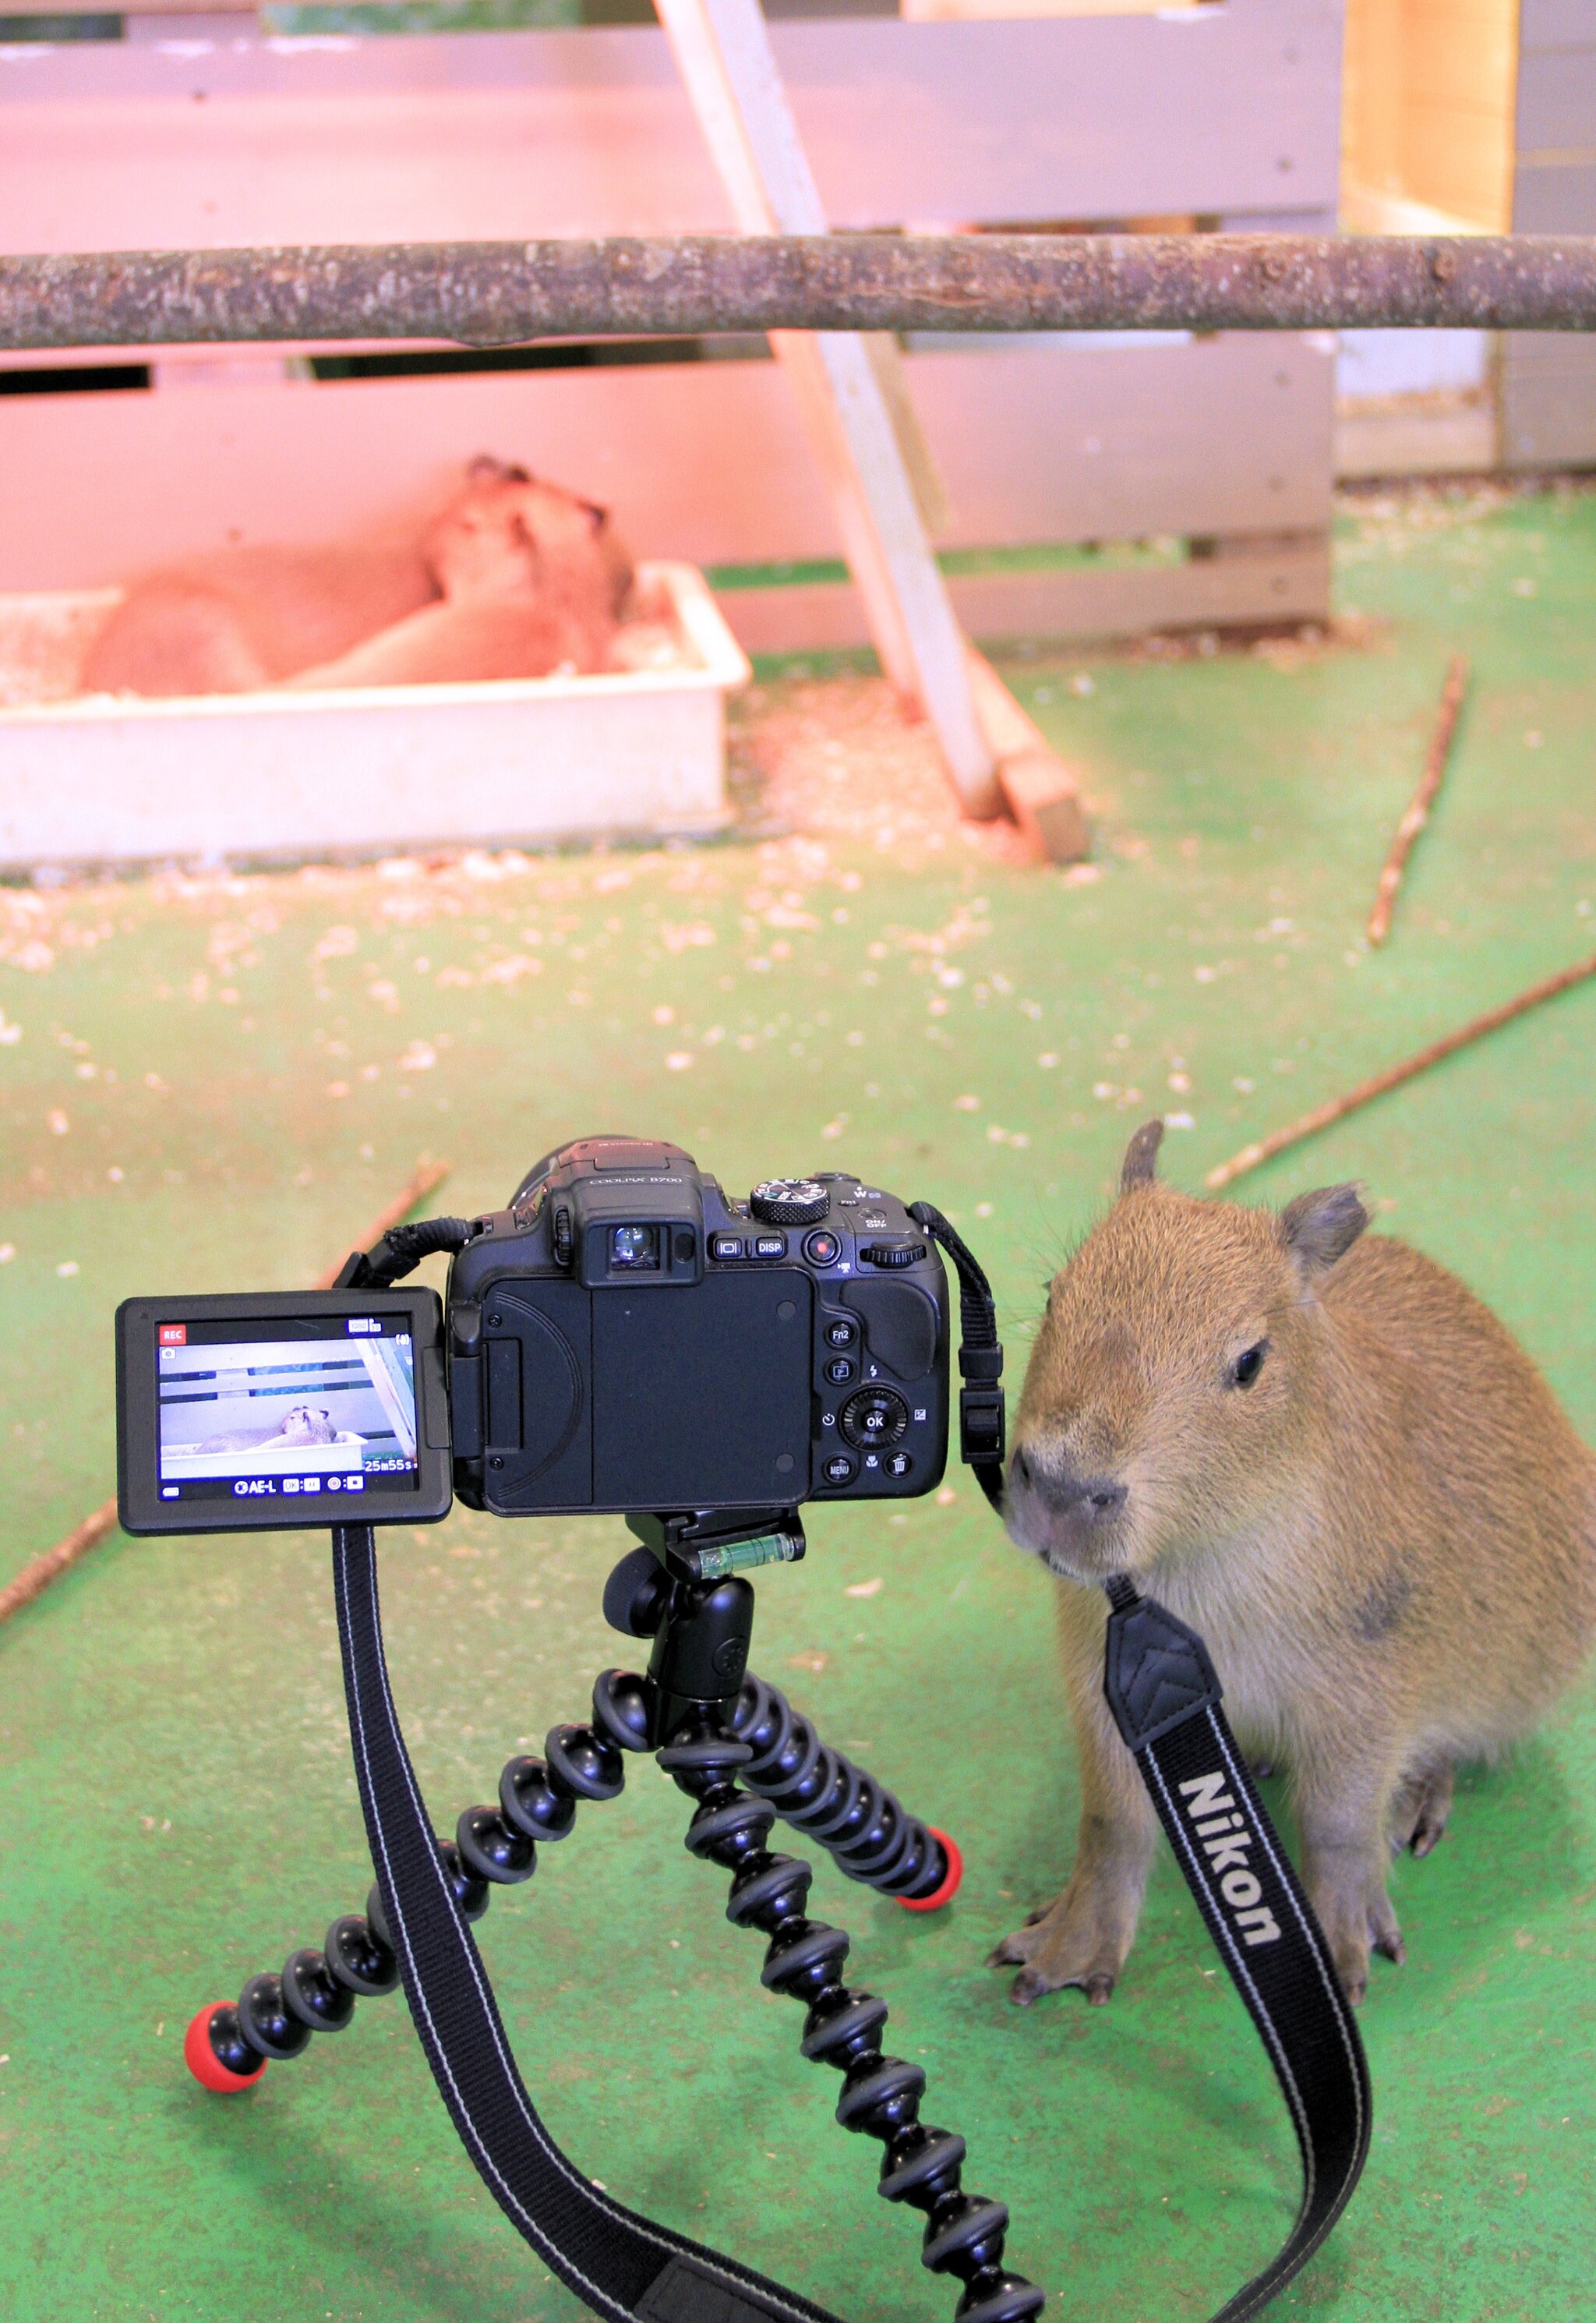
(1335, 398), (1499, 478)
(0, 11), (1342, 259)
(1513, 161), (1596, 231)
(0, 340), (1335, 592)
(716, 537), (1332, 653)
(653, 0), (994, 808)
(1516, 48), (1596, 154)
(1501, 334), (1596, 467)
(1344, 0), (1518, 232)
(911, 336), (1333, 543)
(1518, 0), (1596, 53)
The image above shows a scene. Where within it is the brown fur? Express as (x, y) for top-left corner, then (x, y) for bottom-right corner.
(80, 458), (634, 698)
(997, 1119), (1596, 2006)
(195, 1404), (337, 1455)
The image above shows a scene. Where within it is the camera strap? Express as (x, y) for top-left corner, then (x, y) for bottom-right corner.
(906, 1203), (1008, 1513)
(1100, 1579), (1371, 2319)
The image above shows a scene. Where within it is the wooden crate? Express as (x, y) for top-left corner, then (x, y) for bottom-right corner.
(0, 6), (1341, 646)
(0, 564), (748, 868)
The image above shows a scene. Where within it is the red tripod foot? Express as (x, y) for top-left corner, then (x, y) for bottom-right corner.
(185, 2003), (267, 2093)
(899, 1827), (963, 1912)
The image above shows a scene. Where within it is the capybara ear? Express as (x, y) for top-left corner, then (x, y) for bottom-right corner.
(467, 455), (532, 484)
(1120, 1118), (1164, 1193)
(1280, 1184), (1368, 1275)
(579, 497), (609, 534)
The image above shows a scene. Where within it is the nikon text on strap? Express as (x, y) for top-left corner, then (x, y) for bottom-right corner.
(1102, 1579), (1371, 2320)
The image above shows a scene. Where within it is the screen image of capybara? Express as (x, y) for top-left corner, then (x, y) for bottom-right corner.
(192, 1405), (341, 1456)
(999, 1119), (1596, 2007)
(79, 457), (634, 698)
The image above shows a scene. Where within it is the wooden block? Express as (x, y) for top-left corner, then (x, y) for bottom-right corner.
(965, 645), (1089, 863)
(997, 748), (1091, 865)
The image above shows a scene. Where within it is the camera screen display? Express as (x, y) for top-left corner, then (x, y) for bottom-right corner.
(155, 1314), (420, 1509)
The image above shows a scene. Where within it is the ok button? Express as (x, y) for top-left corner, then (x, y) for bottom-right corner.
(839, 1387), (909, 1451)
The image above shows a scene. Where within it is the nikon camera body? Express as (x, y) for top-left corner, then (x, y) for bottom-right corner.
(115, 1135), (955, 1535)
(448, 1136), (949, 1515)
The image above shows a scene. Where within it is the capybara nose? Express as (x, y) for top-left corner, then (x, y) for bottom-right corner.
(1012, 1441), (1125, 1520)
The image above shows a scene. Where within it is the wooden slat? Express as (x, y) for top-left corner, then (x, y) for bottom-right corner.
(0, 10), (1341, 258)
(718, 536), (1332, 652)
(1513, 161), (1596, 231)
(1501, 334), (1596, 467)
(1335, 399), (1499, 478)
(1518, 0), (1596, 54)
(1513, 0), (1594, 341)
(0, 339), (1333, 592)
(653, 0), (994, 804)
(1517, 48), (1596, 155)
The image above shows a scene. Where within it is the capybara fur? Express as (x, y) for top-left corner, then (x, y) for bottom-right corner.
(998, 1119), (1596, 2006)
(196, 1405), (337, 1455)
(81, 458), (633, 698)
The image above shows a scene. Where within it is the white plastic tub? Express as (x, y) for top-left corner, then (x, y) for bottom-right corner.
(0, 560), (749, 872)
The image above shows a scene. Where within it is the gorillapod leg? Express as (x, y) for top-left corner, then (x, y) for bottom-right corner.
(650, 1707), (1040, 2323)
(182, 1546), (1033, 2323)
(185, 1660), (958, 2089)
(184, 1697), (630, 2088)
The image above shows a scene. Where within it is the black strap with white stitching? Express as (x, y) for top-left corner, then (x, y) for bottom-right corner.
(1102, 1579), (1372, 2320)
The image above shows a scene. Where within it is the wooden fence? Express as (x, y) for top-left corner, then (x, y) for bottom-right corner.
(0, 2), (1344, 647)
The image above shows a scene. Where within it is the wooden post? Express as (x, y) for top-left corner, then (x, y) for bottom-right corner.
(653, 0), (1001, 817)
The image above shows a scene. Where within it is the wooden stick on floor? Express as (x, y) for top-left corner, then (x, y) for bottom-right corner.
(1205, 953), (1596, 1192)
(1367, 653), (1470, 947)
(0, 1158), (451, 1628)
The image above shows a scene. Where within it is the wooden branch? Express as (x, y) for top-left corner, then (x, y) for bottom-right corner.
(1367, 654), (1469, 946)
(1205, 954), (1596, 1191)
(0, 1158), (450, 1630)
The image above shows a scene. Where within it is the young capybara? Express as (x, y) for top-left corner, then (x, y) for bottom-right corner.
(998, 1119), (1596, 2006)
(80, 458), (634, 697)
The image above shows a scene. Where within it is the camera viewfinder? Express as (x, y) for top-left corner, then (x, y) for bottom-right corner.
(610, 1225), (662, 1272)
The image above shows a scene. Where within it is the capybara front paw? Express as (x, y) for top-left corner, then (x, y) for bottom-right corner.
(989, 1885), (1131, 2007)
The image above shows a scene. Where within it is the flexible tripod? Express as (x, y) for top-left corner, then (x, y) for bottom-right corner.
(187, 1508), (1040, 2323)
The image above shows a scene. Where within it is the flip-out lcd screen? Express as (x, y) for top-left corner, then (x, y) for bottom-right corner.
(116, 1287), (451, 1535)
(157, 1314), (419, 1508)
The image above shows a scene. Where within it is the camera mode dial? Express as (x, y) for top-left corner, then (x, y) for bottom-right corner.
(750, 1178), (830, 1227)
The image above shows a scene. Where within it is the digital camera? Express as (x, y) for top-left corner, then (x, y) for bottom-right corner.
(115, 1136), (956, 1534)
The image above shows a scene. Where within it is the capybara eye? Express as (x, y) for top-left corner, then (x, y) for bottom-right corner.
(1231, 1343), (1266, 1388)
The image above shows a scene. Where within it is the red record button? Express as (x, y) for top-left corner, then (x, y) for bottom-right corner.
(804, 1229), (841, 1265)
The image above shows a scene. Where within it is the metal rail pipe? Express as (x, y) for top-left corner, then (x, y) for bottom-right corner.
(5, 233), (1596, 353)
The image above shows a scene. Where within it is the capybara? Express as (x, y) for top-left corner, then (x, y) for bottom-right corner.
(998, 1118), (1596, 2004)
(82, 458), (633, 697)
